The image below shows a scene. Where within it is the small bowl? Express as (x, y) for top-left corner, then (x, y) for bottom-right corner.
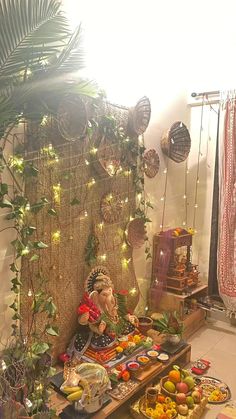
(138, 316), (153, 335)
(157, 352), (169, 363)
(146, 349), (159, 360)
(137, 355), (150, 366)
(127, 361), (140, 372)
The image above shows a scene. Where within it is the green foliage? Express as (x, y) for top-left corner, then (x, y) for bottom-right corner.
(85, 231), (99, 266)
(153, 311), (184, 336)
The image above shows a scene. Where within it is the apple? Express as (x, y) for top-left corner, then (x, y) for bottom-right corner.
(177, 404), (189, 416)
(194, 386), (203, 397)
(192, 390), (201, 403)
(186, 396), (195, 409)
(176, 393), (187, 405)
(183, 376), (195, 390)
(176, 382), (189, 394)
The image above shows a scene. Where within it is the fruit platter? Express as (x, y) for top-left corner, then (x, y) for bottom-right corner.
(195, 376), (231, 404)
(130, 365), (208, 419)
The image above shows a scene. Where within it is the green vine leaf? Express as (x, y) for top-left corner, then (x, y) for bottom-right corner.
(11, 277), (22, 286)
(31, 342), (50, 355)
(30, 254), (39, 262)
(10, 262), (19, 272)
(12, 312), (22, 320)
(9, 301), (18, 311)
(146, 201), (154, 209)
(33, 241), (48, 249)
(70, 197), (80, 206)
(47, 208), (57, 216)
(0, 183), (8, 195)
(46, 325), (59, 336)
(0, 198), (13, 208)
(44, 298), (57, 318)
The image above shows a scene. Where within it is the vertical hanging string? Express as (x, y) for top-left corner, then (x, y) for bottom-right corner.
(183, 158), (188, 227)
(193, 95), (205, 230)
(160, 158), (169, 231)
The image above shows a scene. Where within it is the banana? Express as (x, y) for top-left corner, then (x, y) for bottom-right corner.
(67, 389), (83, 401)
(62, 386), (82, 394)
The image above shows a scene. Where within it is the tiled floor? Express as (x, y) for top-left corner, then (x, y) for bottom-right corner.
(111, 317), (236, 418)
(188, 317), (236, 418)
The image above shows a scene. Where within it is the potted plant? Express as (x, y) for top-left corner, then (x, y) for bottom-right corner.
(153, 311), (184, 345)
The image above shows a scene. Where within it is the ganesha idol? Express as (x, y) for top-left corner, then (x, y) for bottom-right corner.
(66, 266), (139, 357)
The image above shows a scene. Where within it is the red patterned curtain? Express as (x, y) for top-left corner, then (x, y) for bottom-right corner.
(218, 92), (236, 315)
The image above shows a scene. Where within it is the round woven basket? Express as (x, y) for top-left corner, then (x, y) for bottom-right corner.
(143, 149), (160, 178)
(128, 96), (151, 136)
(100, 101), (130, 135)
(161, 121), (191, 163)
(126, 218), (147, 249)
(57, 94), (88, 141)
(100, 192), (123, 223)
(92, 135), (121, 177)
(160, 376), (191, 400)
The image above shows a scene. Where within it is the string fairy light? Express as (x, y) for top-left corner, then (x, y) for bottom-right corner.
(52, 230), (61, 243)
(99, 254), (107, 261)
(129, 287), (138, 296)
(193, 94), (205, 230)
(27, 289), (33, 297)
(160, 159), (169, 231)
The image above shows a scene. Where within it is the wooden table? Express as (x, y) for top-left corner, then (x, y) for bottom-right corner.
(92, 344), (191, 419)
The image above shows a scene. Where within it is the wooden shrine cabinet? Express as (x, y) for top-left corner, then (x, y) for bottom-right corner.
(151, 231), (207, 339)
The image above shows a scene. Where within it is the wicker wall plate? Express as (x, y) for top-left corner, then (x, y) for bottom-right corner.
(129, 96), (151, 136)
(57, 94), (87, 141)
(143, 149), (160, 178)
(100, 192), (123, 223)
(161, 121), (191, 163)
(93, 135), (122, 177)
(126, 218), (146, 249)
(101, 101), (129, 135)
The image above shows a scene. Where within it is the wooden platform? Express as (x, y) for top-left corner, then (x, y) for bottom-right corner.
(93, 344), (191, 419)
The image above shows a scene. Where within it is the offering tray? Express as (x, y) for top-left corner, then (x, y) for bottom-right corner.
(195, 376), (231, 404)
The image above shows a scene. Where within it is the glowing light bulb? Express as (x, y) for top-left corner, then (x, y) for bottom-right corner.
(100, 254), (107, 261)
(160, 224), (163, 229)
(129, 287), (138, 296)
(85, 159), (90, 166)
(183, 194), (187, 199)
(88, 178), (96, 188)
(182, 221), (186, 226)
(84, 210), (88, 217)
(194, 203), (198, 208)
(1, 360), (7, 370)
(41, 115), (48, 126)
(52, 230), (60, 243)
(28, 289), (33, 297)
(125, 138), (130, 142)
(137, 193), (142, 201)
(124, 169), (131, 176)
(108, 194), (113, 200)
(160, 250), (164, 256)
(186, 169), (189, 174)
(98, 222), (104, 230)
(25, 203), (30, 211)
(160, 196), (165, 201)
(90, 147), (98, 155)
(36, 383), (43, 392)
(125, 197), (129, 203)
(129, 215), (134, 221)
(53, 183), (61, 204)
(163, 168), (167, 174)
(121, 242), (128, 251)
(122, 258), (131, 268)
(138, 135), (144, 145)
(21, 246), (30, 256)
(197, 178), (200, 184)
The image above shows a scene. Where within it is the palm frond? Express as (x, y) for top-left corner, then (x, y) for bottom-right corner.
(0, 0), (70, 78)
(50, 24), (85, 73)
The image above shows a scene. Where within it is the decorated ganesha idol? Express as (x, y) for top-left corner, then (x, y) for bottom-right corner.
(67, 266), (139, 357)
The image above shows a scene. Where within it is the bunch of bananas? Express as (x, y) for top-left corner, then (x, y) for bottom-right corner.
(62, 385), (83, 401)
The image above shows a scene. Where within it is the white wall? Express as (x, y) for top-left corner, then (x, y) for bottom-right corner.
(61, 0), (234, 312)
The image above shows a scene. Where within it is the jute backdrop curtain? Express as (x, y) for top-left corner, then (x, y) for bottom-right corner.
(217, 91), (236, 316)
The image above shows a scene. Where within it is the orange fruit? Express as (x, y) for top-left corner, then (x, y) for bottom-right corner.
(157, 395), (166, 404)
(160, 414), (168, 419)
(168, 370), (181, 384)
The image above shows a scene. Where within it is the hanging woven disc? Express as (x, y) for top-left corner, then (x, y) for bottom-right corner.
(100, 192), (123, 223)
(143, 149), (160, 178)
(161, 121), (191, 163)
(128, 96), (151, 135)
(92, 135), (122, 177)
(100, 101), (130, 135)
(126, 218), (147, 249)
(57, 94), (87, 141)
